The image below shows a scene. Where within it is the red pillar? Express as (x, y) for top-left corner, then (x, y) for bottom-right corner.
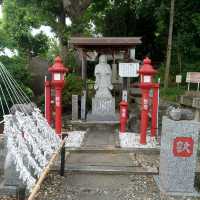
(151, 83), (159, 138)
(140, 88), (149, 144)
(45, 80), (52, 125)
(55, 88), (62, 136)
(119, 101), (128, 133)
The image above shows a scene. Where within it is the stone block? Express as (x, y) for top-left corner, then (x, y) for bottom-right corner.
(81, 91), (86, 120)
(87, 97), (117, 121)
(72, 95), (79, 121)
(158, 116), (199, 194)
(0, 136), (5, 174)
(92, 97), (115, 115)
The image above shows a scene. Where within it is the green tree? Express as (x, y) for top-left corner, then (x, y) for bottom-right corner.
(2, 0), (49, 61)
(13, 0), (92, 62)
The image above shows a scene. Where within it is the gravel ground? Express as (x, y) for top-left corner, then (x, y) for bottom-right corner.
(0, 170), (199, 200)
(33, 172), (200, 200)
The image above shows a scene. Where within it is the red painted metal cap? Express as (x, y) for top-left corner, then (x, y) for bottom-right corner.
(138, 57), (157, 75)
(48, 56), (68, 73)
(120, 100), (128, 106)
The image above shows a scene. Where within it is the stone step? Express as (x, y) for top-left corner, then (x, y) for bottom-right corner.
(65, 146), (160, 154)
(61, 164), (158, 175)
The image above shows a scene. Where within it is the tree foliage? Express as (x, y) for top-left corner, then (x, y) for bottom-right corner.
(3, 0), (49, 57)
(0, 0), (199, 95)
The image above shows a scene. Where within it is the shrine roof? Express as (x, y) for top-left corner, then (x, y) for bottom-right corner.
(69, 37), (142, 51)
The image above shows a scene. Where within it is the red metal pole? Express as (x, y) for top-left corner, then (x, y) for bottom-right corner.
(151, 83), (159, 138)
(55, 87), (62, 136)
(45, 80), (52, 125)
(140, 89), (149, 144)
(120, 121), (126, 133)
(119, 101), (128, 133)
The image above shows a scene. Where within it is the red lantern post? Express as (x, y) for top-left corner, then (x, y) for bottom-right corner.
(48, 56), (68, 136)
(44, 77), (52, 125)
(138, 57), (156, 144)
(151, 83), (159, 138)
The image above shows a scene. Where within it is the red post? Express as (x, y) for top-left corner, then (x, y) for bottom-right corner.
(151, 83), (159, 138)
(138, 57), (157, 145)
(55, 88), (62, 135)
(48, 56), (68, 136)
(45, 79), (52, 125)
(140, 89), (149, 144)
(119, 101), (128, 133)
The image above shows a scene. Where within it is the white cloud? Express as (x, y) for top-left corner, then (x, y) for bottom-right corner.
(0, 48), (18, 58)
(31, 25), (56, 38)
(0, 5), (2, 18)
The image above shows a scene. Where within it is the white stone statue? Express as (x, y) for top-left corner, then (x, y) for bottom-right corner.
(94, 55), (113, 98)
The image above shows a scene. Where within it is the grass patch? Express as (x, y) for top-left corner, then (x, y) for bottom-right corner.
(160, 87), (185, 102)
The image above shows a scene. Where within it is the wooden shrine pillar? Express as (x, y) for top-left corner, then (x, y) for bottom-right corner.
(80, 49), (87, 120)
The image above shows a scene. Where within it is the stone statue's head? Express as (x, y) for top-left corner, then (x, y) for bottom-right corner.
(99, 55), (107, 64)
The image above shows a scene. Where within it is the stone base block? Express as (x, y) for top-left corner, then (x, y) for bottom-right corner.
(92, 97), (115, 115)
(87, 97), (117, 121)
(0, 179), (17, 196)
(154, 176), (200, 197)
(87, 113), (118, 122)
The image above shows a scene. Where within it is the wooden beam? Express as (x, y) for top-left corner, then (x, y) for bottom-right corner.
(28, 140), (68, 200)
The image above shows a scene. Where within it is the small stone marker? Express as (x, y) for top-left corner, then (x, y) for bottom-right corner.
(72, 95), (78, 121)
(112, 63), (118, 83)
(81, 90), (86, 120)
(154, 116), (200, 197)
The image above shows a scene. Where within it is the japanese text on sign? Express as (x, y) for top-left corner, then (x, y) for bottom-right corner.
(186, 72), (200, 83)
(119, 63), (139, 77)
(173, 137), (194, 157)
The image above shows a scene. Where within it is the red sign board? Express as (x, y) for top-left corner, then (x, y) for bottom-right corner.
(173, 137), (194, 157)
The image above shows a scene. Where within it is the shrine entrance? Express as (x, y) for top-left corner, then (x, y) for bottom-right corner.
(69, 37), (141, 123)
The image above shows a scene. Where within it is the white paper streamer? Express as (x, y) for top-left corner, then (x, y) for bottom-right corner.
(3, 109), (61, 192)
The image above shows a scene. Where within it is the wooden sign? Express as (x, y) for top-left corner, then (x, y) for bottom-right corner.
(119, 63), (139, 77)
(186, 72), (200, 83)
(176, 75), (182, 83)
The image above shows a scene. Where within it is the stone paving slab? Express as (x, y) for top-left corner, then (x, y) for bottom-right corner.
(66, 152), (138, 166)
(83, 127), (116, 147)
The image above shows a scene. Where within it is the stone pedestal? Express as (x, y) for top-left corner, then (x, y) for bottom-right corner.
(0, 136), (24, 196)
(154, 116), (200, 197)
(87, 97), (117, 121)
(4, 156), (23, 187)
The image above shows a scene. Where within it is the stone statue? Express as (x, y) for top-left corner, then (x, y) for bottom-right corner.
(94, 55), (113, 98)
(87, 54), (117, 121)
